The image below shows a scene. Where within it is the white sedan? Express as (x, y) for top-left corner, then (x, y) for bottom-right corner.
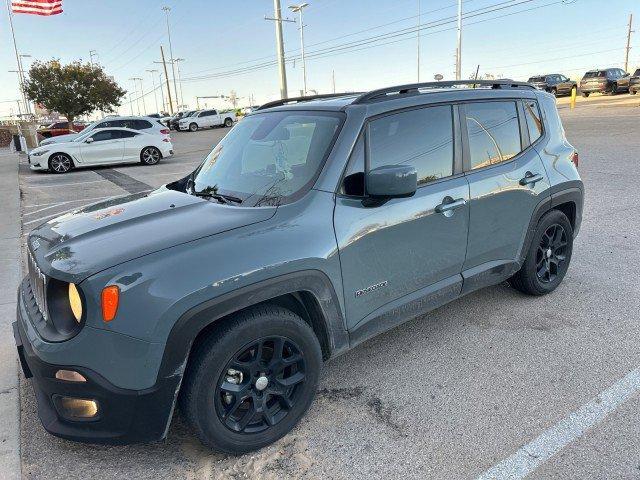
(28, 128), (174, 174)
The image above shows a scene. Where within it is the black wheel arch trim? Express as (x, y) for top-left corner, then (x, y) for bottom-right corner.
(156, 270), (349, 383)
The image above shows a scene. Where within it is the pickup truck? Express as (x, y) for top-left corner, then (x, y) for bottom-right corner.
(178, 109), (236, 132)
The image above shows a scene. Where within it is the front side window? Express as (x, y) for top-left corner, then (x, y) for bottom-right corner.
(466, 101), (521, 169)
(192, 111), (343, 206)
(523, 100), (543, 144)
(90, 130), (119, 142)
(368, 105), (454, 185)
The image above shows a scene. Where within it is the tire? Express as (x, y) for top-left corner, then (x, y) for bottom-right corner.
(630, 88), (637, 95)
(510, 209), (573, 296)
(48, 153), (73, 173)
(581, 92), (589, 98)
(189, 122), (198, 132)
(610, 83), (618, 95)
(140, 146), (161, 165)
(224, 117), (233, 127)
(180, 305), (322, 454)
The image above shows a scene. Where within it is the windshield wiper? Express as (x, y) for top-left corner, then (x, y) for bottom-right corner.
(192, 191), (243, 204)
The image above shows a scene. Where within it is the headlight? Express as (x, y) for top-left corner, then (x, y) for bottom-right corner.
(32, 150), (49, 156)
(68, 283), (83, 323)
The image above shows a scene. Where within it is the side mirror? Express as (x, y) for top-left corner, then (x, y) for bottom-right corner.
(85, 137), (94, 144)
(366, 165), (417, 198)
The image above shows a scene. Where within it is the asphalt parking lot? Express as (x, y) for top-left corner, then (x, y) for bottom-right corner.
(17, 97), (640, 479)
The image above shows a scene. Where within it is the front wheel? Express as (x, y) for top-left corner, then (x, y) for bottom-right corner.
(581, 92), (590, 97)
(140, 146), (161, 165)
(630, 88), (637, 95)
(180, 305), (322, 454)
(48, 153), (73, 173)
(224, 117), (233, 127)
(510, 209), (573, 296)
(189, 122), (198, 132)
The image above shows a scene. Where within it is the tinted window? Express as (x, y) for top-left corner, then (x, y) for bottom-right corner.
(90, 130), (119, 142)
(584, 71), (606, 78)
(368, 105), (454, 185)
(465, 101), (521, 169)
(528, 76), (545, 83)
(341, 135), (365, 196)
(523, 100), (542, 144)
(118, 130), (138, 138)
(634, 69), (640, 77)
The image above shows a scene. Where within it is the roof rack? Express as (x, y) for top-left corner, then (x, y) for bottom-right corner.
(257, 92), (362, 110)
(353, 80), (535, 104)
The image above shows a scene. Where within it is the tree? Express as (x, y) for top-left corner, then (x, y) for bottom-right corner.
(24, 60), (126, 129)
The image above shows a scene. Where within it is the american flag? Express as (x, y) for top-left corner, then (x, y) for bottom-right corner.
(11, 0), (63, 16)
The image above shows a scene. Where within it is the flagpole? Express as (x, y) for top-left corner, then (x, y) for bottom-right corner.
(5, 0), (31, 116)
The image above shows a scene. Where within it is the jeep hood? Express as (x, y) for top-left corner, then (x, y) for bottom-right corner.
(28, 188), (276, 283)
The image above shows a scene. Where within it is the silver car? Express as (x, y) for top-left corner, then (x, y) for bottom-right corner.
(39, 116), (170, 146)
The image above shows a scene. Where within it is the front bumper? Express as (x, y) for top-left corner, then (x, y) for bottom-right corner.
(14, 284), (180, 445)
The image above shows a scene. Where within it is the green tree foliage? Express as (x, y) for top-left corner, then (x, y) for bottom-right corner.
(24, 60), (126, 126)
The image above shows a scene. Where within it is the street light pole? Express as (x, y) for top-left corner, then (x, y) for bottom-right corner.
(18, 54), (32, 114)
(89, 49), (98, 66)
(147, 69), (160, 113)
(162, 6), (180, 111)
(289, 3), (309, 96)
(173, 58), (186, 109)
(455, 0), (462, 80)
(137, 77), (147, 115)
(129, 77), (142, 115)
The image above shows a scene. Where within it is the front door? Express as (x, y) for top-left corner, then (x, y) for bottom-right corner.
(79, 129), (125, 165)
(334, 104), (470, 331)
(461, 99), (550, 278)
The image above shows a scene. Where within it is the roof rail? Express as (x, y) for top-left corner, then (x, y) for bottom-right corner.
(257, 92), (363, 110)
(353, 80), (535, 104)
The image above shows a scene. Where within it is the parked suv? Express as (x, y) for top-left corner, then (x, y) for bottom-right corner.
(527, 74), (577, 96)
(39, 116), (170, 147)
(629, 68), (640, 94)
(14, 81), (583, 454)
(579, 68), (630, 96)
(178, 108), (236, 131)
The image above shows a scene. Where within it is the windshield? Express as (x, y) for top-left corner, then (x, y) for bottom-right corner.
(584, 70), (606, 78)
(191, 110), (344, 206)
(79, 121), (98, 133)
(73, 128), (98, 142)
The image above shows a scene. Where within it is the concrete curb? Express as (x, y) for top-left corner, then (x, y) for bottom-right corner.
(0, 149), (22, 479)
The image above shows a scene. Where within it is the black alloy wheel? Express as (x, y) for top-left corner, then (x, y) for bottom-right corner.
(215, 336), (306, 434)
(535, 224), (568, 284)
(48, 153), (72, 173)
(141, 146), (161, 165)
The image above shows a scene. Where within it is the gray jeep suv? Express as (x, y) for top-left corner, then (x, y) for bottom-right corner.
(14, 80), (583, 454)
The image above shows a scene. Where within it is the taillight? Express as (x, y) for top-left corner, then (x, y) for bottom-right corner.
(160, 128), (170, 134)
(571, 151), (579, 168)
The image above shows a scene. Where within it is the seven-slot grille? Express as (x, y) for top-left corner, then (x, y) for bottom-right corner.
(27, 249), (48, 321)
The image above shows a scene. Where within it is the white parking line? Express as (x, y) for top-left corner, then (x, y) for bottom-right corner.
(477, 367), (640, 480)
(23, 179), (109, 188)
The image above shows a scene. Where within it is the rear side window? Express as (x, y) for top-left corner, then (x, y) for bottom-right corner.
(465, 101), (521, 169)
(90, 130), (118, 142)
(134, 120), (152, 129)
(523, 100), (543, 144)
(118, 130), (138, 138)
(368, 105), (454, 185)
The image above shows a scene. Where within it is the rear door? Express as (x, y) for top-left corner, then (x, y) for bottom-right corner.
(461, 99), (550, 288)
(120, 131), (143, 162)
(334, 104), (470, 331)
(78, 129), (125, 165)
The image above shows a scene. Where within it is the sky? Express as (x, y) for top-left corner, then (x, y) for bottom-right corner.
(1, 0), (639, 118)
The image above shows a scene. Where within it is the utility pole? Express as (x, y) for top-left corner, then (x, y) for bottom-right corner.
(265, 0), (294, 99)
(289, 3), (309, 96)
(332, 70), (336, 93)
(147, 69), (160, 113)
(625, 13), (634, 72)
(455, 0), (462, 80)
(160, 45), (174, 114)
(173, 58), (186, 108)
(162, 6), (180, 109)
(417, 0), (420, 82)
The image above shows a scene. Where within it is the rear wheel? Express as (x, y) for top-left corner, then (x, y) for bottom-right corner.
(180, 305), (322, 454)
(48, 153), (73, 173)
(189, 122), (198, 132)
(224, 117), (233, 127)
(510, 209), (573, 296)
(630, 88), (637, 95)
(581, 92), (589, 97)
(140, 146), (161, 165)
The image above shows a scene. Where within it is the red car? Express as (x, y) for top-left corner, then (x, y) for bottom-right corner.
(37, 121), (85, 139)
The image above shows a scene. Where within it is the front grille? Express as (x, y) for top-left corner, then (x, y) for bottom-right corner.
(27, 249), (48, 321)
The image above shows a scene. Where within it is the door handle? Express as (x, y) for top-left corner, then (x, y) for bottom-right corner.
(519, 172), (544, 186)
(435, 197), (467, 214)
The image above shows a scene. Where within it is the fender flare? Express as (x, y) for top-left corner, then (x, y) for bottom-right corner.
(155, 270), (349, 382)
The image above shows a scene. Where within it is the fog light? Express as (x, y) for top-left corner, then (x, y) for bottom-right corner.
(55, 396), (98, 419)
(55, 369), (86, 382)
